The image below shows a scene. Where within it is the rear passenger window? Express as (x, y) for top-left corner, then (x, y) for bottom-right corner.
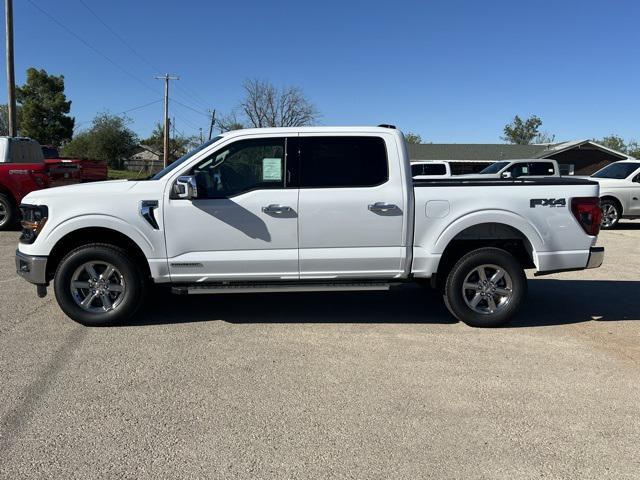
(299, 136), (388, 188)
(528, 162), (555, 176)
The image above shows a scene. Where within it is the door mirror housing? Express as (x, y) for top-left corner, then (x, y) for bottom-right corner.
(174, 175), (198, 200)
(501, 171), (512, 179)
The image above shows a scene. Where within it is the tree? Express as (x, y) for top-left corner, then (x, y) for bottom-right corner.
(502, 115), (543, 145)
(0, 104), (19, 136)
(404, 132), (423, 144)
(533, 131), (556, 144)
(141, 123), (197, 162)
(16, 68), (74, 146)
(238, 78), (320, 128)
(216, 111), (245, 132)
(597, 134), (627, 153)
(627, 141), (640, 158)
(62, 113), (138, 169)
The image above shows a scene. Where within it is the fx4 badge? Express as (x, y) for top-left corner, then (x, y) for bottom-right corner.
(530, 198), (567, 208)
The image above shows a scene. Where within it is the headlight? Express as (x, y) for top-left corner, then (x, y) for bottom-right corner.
(19, 204), (48, 244)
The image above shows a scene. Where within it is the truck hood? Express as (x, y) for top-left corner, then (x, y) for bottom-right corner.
(22, 179), (138, 204)
(585, 177), (630, 187)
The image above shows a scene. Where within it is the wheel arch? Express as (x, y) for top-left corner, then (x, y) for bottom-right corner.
(46, 227), (152, 282)
(432, 220), (537, 290)
(600, 195), (624, 215)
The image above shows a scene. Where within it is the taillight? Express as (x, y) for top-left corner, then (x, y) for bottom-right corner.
(571, 197), (601, 236)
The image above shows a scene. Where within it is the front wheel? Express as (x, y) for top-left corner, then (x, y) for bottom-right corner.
(0, 193), (16, 231)
(600, 199), (620, 229)
(54, 244), (146, 326)
(443, 247), (527, 328)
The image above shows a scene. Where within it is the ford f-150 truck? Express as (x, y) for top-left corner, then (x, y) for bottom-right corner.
(0, 137), (51, 230)
(463, 159), (561, 179)
(15, 126), (604, 328)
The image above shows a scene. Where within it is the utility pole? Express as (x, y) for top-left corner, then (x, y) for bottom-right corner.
(5, 0), (17, 137)
(154, 73), (179, 168)
(207, 109), (216, 140)
(199, 127), (203, 144)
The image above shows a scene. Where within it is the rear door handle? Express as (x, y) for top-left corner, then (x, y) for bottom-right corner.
(368, 202), (398, 213)
(262, 204), (292, 214)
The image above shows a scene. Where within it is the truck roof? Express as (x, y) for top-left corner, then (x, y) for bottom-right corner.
(219, 126), (402, 137)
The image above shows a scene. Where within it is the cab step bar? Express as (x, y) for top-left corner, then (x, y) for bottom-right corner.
(171, 281), (396, 295)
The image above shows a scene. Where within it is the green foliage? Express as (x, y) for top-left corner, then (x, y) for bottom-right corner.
(16, 68), (74, 146)
(502, 115), (543, 145)
(0, 104), (20, 136)
(141, 123), (198, 162)
(597, 134), (627, 153)
(404, 132), (423, 144)
(62, 112), (138, 169)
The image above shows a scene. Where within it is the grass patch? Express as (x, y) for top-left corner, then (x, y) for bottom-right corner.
(108, 169), (148, 180)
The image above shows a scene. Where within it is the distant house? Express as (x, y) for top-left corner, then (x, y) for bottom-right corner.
(127, 145), (162, 173)
(407, 140), (631, 175)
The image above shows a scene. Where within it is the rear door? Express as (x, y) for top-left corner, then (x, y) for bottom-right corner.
(296, 134), (406, 279)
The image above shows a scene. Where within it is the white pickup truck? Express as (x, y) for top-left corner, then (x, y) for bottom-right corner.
(466, 159), (561, 179)
(15, 126), (604, 328)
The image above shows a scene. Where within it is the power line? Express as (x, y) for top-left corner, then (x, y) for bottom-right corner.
(170, 98), (211, 118)
(76, 0), (212, 112)
(74, 98), (162, 129)
(26, 0), (160, 96)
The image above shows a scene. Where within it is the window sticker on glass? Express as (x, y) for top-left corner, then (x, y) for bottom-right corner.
(262, 158), (282, 181)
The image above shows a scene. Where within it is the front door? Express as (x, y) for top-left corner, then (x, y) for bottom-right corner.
(164, 136), (299, 282)
(296, 134), (407, 279)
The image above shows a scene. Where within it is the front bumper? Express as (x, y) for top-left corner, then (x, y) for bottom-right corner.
(15, 249), (48, 285)
(586, 246), (604, 269)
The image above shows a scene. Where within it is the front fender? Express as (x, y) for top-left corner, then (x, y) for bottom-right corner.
(21, 213), (156, 258)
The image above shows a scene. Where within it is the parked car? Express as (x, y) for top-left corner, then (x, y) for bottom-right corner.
(460, 159), (560, 179)
(16, 126), (603, 328)
(411, 160), (451, 179)
(586, 160), (640, 228)
(41, 146), (108, 183)
(0, 137), (51, 230)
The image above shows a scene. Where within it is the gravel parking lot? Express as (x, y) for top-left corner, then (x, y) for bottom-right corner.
(1, 223), (639, 479)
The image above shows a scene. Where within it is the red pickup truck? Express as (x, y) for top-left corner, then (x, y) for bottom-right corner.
(41, 146), (108, 184)
(0, 137), (107, 230)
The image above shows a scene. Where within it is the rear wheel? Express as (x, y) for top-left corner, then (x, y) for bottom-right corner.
(600, 199), (620, 229)
(54, 244), (146, 326)
(0, 193), (16, 231)
(443, 247), (527, 328)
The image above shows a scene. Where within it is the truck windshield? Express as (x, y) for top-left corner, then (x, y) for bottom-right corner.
(478, 161), (509, 174)
(592, 162), (640, 179)
(150, 136), (223, 180)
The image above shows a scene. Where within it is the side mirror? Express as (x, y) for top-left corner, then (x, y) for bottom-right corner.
(501, 171), (512, 179)
(174, 175), (198, 200)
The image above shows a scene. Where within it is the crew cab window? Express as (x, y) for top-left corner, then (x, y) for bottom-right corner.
(412, 163), (447, 176)
(507, 163), (529, 177)
(190, 138), (285, 198)
(528, 162), (555, 175)
(299, 136), (388, 188)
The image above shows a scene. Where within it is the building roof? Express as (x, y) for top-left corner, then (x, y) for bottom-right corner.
(407, 140), (630, 161)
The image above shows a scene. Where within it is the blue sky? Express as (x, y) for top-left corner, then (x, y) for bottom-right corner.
(3, 0), (639, 142)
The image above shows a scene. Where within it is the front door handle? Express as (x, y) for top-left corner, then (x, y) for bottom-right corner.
(262, 204), (293, 214)
(368, 202), (399, 213)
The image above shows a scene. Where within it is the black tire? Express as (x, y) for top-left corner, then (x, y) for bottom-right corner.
(600, 199), (621, 229)
(0, 193), (16, 231)
(54, 243), (146, 326)
(443, 247), (527, 328)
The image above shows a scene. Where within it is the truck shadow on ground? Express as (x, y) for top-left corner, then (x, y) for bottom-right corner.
(124, 279), (640, 328)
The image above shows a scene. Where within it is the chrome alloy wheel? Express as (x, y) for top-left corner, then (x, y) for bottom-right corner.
(0, 201), (7, 227)
(601, 203), (618, 228)
(462, 264), (513, 315)
(70, 261), (126, 313)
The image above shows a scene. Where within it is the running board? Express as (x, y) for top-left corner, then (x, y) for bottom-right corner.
(171, 281), (394, 295)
